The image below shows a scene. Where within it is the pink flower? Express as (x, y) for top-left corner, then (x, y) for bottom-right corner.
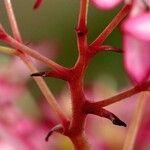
(91, 0), (123, 10)
(0, 141), (16, 150)
(129, 0), (150, 17)
(0, 76), (24, 105)
(122, 12), (150, 83)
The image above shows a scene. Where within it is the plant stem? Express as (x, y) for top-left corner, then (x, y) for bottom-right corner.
(0, 45), (17, 55)
(4, 0), (22, 42)
(87, 81), (150, 108)
(77, 0), (89, 31)
(122, 92), (148, 150)
(66, 0), (90, 149)
(70, 133), (90, 150)
(3, 0), (69, 126)
(90, 5), (131, 47)
(4, 34), (66, 71)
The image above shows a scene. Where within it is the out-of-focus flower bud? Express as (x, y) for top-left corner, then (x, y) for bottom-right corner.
(91, 0), (123, 10)
(122, 12), (150, 83)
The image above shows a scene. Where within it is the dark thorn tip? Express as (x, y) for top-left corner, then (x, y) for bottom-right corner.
(31, 72), (47, 77)
(45, 131), (53, 142)
(112, 119), (127, 127)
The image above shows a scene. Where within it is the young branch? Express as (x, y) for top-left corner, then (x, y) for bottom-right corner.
(2, 32), (66, 71)
(88, 45), (122, 56)
(83, 106), (126, 127)
(0, 23), (66, 72)
(0, 45), (17, 55)
(90, 5), (131, 47)
(4, 0), (22, 42)
(84, 81), (150, 109)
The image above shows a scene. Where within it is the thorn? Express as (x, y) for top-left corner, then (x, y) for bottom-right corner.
(112, 117), (127, 127)
(45, 124), (64, 142)
(31, 70), (68, 80)
(45, 131), (53, 142)
(100, 45), (122, 53)
(84, 105), (127, 127)
(31, 72), (48, 77)
(25, 42), (31, 45)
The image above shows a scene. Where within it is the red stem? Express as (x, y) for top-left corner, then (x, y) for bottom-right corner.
(3, 33), (66, 72)
(90, 5), (131, 47)
(77, 0), (89, 34)
(66, 0), (90, 149)
(4, 0), (22, 42)
(83, 106), (126, 127)
(85, 81), (150, 108)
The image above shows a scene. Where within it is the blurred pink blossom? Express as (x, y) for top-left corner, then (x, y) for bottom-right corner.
(0, 77), (52, 150)
(130, 0), (150, 17)
(91, 0), (123, 10)
(0, 141), (17, 150)
(0, 75), (24, 104)
(0, 40), (59, 150)
(122, 12), (150, 83)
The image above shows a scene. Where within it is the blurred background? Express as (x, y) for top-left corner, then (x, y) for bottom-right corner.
(1, 1), (150, 150)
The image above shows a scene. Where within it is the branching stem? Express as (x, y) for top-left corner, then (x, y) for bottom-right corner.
(1, 1), (149, 150)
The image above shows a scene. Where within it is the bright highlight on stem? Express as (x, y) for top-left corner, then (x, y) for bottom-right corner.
(0, 46), (17, 55)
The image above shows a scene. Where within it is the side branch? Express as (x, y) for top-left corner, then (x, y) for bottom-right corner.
(0, 26), (66, 72)
(83, 106), (126, 127)
(90, 5), (131, 47)
(4, 0), (22, 42)
(0, 46), (17, 55)
(88, 45), (122, 57)
(85, 81), (150, 108)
